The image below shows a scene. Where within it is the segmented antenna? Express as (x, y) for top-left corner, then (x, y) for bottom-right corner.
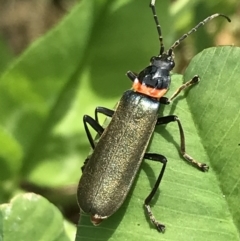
(149, 0), (164, 55)
(168, 13), (231, 54)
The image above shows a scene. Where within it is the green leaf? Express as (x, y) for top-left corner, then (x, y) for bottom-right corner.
(185, 46), (240, 237)
(0, 126), (23, 181)
(0, 193), (72, 241)
(76, 47), (240, 240)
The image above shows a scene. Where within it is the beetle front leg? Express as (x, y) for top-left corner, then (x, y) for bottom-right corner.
(144, 153), (167, 232)
(126, 70), (138, 82)
(156, 115), (209, 171)
(168, 75), (200, 103)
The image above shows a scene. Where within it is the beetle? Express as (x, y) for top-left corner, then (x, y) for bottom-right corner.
(77, 0), (230, 232)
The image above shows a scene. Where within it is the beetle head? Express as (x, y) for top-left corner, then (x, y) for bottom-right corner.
(131, 52), (175, 100)
(150, 51), (175, 71)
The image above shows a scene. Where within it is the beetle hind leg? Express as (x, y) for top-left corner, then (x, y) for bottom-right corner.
(144, 153), (167, 232)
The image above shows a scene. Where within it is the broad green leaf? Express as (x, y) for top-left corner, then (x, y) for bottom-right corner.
(76, 47), (240, 240)
(0, 193), (71, 241)
(185, 46), (240, 237)
(0, 126), (23, 181)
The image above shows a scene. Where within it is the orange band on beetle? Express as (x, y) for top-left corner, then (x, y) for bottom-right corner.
(132, 81), (168, 99)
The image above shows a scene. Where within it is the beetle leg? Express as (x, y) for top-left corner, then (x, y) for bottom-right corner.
(159, 96), (169, 105)
(82, 109), (115, 172)
(144, 153), (167, 232)
(126, 70), (138, 82)
(83, 115), (104, 149)
(168, 75), (200, 103)
(156, 115), (209, 171)
(95, 107), (114, 124)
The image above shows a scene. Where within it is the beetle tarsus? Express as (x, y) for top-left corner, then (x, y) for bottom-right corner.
(145, 204), (165, 232)
(182, 153), (209, 172)
(156, 223), (166, 233)
(199, 163), (209, 172)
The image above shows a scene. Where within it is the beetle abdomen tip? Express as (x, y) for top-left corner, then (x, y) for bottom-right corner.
(91, 214), (108, 226)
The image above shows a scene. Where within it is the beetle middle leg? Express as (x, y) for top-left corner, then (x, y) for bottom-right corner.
(83, 115), (104, 150)
(84, 107), (115, 149)
(83, 107), (115, 171)
(156, 115), (209, 171)
(95, 107), (114, 124)
(144, 153), (167, 232)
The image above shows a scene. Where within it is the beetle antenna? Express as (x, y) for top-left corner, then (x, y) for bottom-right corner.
(150, 0), (164, 55)
(168, 13), (231, 53)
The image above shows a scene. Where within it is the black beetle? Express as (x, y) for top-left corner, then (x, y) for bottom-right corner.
(77, 0), (230, 232)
